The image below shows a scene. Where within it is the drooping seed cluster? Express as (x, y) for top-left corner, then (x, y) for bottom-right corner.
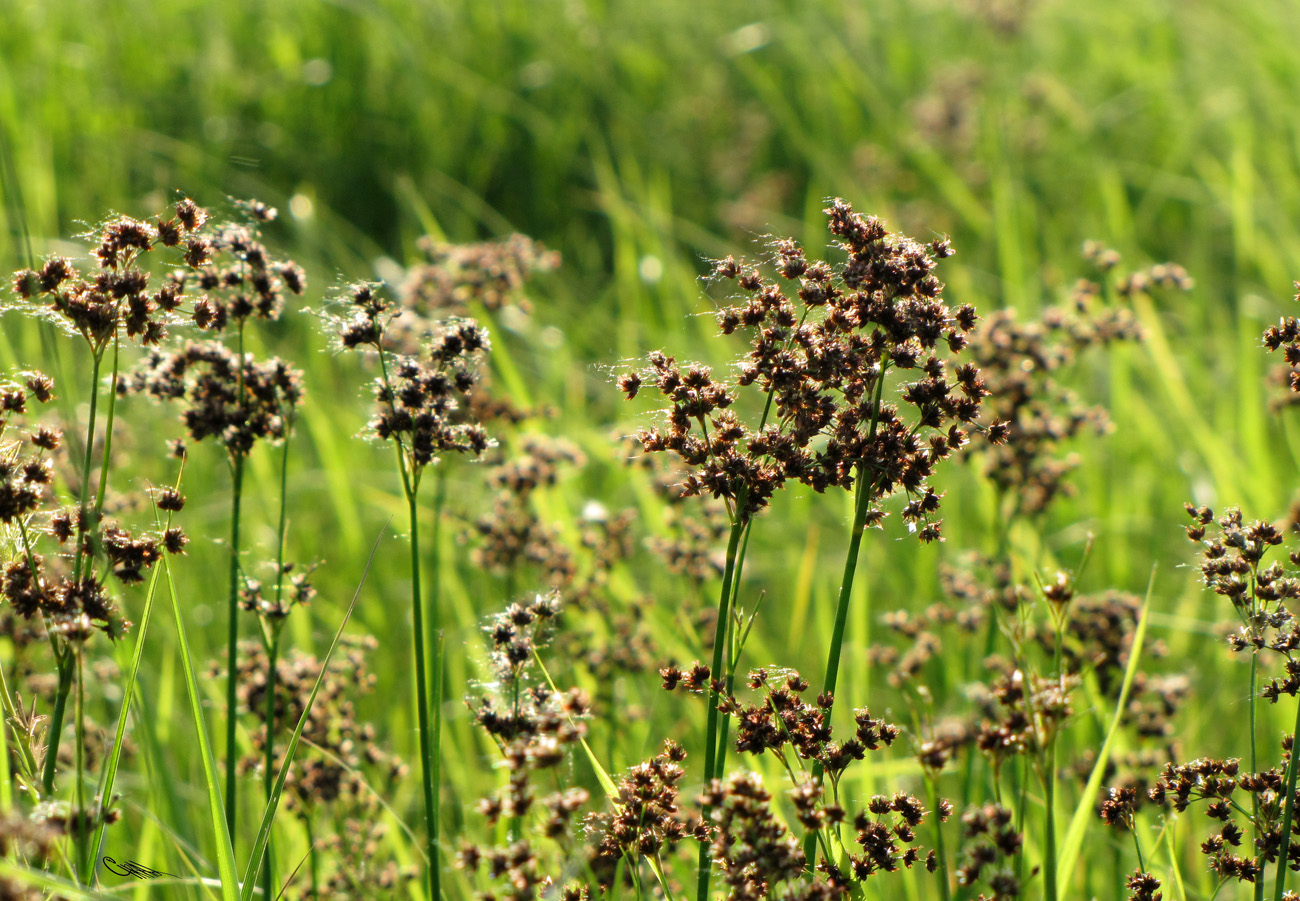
(621, 198), (1004, 532)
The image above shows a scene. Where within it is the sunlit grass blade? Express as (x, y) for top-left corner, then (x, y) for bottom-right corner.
(532, 650), (617, 799)
(89, 561), (165, 879)
(1056, 567), (1154, 883)
(238, 522), (387, 901)
(163, 554), (239, 901)
(0, 858), (114, 899)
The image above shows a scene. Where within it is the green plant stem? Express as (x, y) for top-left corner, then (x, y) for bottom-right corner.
(1043, 739), (1058, 901)
(224, 453), (245, 834)
(262, 626), (282, 901)
(404, 472), (440, 901)
(73, 349), (103, 582)
(1273, 692), (1300, 900)
(92, 331), (120, 519)
(713, 519), (754, 780)
(801, 463), (875, 870)
(696, 514), (747, 901)
(43, 348), (106, 795)
(307, 814), (318, 900)
(1252, 652), (1265, 901)
(262, 418), (293, 901)
(41, 656), (72, 795)
(73, 647), (86, 884)
(928, 770), (951, 901)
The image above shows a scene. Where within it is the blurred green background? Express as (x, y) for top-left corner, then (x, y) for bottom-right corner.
(5, 0), (1300, 898)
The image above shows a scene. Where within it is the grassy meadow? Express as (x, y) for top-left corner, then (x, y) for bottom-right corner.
(4, 1), (1300, 899)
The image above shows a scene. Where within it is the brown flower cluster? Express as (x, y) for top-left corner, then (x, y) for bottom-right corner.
(700, 771), (817, 901)
(973, 665), (1074, 775)
(10, 199), (306, 355)
(621, 198), (999, 531)
(471, 437), (584, 584)
(0, 811), (62, 900)
(183, 200), (306, 332)
(462, 594), (596, 901)
(954, 804), (1021, 900)
(238, 560), (317, 621)
(587, 740), (707, 880)
(399, 233), (560, 321)
(697, 666), (899, 783)
(0, 375), (179, 640)
(9, 200), (207, 350)
(1103, 747), (1300, 888)
(125, 342), (304, 457)
(227, 636), (406, 812)
(1185, 505), (1300, 666)
(964, 274), (1142, 518)
(470, 594), (592, 832)
(332, 283), (494, 471)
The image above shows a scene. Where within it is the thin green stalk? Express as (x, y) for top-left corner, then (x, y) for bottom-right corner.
(306, 801), (318, 900)
(1253, 652), (1265, 901)
(262, 627), (281, 901)
(262, 420), (293, 901)
(1043, 739), (1058, 901)
(73, 647), (86, 884)
(928, 770), (951, 901)
(43, 348), (106, 794)
(41, 657), (72, 795)
(73, 348), (103, 582)
(1013, 755), (1028, 891)
(696, 514), (746, 901)
(802, 366), (889, 871)
(1273, 692), (1300, 900)
(713, 519), (753, 780)
(224, 453), (245, 834)
(92, 332), (120, 519)
(405, 477), (440, 901)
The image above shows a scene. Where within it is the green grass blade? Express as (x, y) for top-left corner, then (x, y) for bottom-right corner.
(1056, 567), (1155, 883)
(532, 650), (617, 800)
(0, 859), (114, 899)
(164, 554), (239, 901)
(238, 522), (388, 900)
(89, 561), (165, 877)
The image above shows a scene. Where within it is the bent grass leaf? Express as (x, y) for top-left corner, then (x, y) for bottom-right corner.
(164, 553), (238, 901)
(238, 521), (388, 900)
(90, 559), (165, 878)
(1056, 567), (1154, 884)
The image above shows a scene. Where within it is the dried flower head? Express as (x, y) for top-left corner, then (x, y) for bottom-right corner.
(623, 198), (998, 534)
